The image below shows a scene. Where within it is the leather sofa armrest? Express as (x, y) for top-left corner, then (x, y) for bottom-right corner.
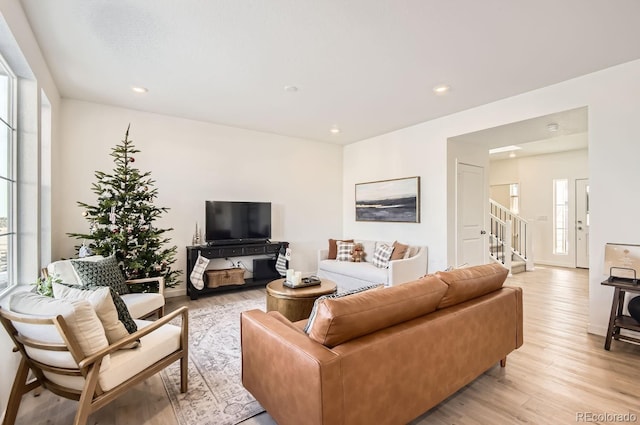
(241, 309), (343, 425)
(388, 246), (428, 286)
(503, 285), (524, 348)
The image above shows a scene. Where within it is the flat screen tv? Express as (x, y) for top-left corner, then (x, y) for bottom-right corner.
(205, 201), (271, 245)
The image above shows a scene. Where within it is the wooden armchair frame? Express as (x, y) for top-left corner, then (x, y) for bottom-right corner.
(0, 305), (188, 425)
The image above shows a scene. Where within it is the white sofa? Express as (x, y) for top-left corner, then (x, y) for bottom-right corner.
(47, 255), (165, 319)
(317, 240), (428, 292)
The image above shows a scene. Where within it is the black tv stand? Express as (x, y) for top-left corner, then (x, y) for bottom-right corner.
(206, 238), (270, 247)
(186, 241), (288, 300)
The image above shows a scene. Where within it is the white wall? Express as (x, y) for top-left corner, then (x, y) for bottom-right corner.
(344, 58), (640, 338)
(55, 100), (343, 296)
(490, 147), (589, 267)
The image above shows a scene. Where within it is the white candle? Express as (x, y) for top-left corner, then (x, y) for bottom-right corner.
(286, 269), (294, 282)
(294, 271), (302, 285)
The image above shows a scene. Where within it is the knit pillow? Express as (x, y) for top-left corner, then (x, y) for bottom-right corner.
(336, 242), (355, 262)
(72, 255), (130, 295)
(372, 243), (394, 268)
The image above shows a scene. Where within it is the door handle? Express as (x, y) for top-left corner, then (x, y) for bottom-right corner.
(480, 230), (486, 235)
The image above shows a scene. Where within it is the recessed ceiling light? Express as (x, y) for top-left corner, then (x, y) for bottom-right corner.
(433, 84), (450, 95)
(284, 85), (298, 92)
(131, 86), (148, 94)
(509, 152), (517, 158)
(489, 145), (522, 154)
(330, 126), (340, 134)
(547, 123), (559, 132)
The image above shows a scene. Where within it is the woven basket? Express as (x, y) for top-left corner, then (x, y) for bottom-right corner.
(206, 268), (245, 288)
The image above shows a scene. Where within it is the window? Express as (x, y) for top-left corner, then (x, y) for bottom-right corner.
(553, 179), (569, 255)
(0, 56), (15, 291)
(509, 183), (520, 214)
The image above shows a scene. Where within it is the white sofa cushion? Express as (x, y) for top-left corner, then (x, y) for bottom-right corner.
(121, 292), (164, 319)
(319, 260), (388, 285)
(9, 292), (111, 370)
(354, 240), (376, 263)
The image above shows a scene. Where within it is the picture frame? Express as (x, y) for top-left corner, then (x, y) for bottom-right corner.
(355, 176), (420, 223)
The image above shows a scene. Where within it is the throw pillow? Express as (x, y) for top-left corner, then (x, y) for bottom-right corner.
(303, 284), (382, 334)
(9, 291), (111, 369)
(390, 241), (409, 260)
(372, 243), (394, 268)
(328, 239), (354, 260)
(336, 241), (355, 262)
(71, 255), (130, 295)
(52, 282), (139, 348)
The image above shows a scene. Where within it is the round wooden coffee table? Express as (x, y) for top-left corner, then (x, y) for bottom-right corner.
(266, 278), (337, 322)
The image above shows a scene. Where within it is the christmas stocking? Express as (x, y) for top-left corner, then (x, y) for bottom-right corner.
(275, 246), (288, 277)
(190, 254), (210, 290)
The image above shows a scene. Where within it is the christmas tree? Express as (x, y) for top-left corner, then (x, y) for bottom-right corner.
(68, 126), (180, 288)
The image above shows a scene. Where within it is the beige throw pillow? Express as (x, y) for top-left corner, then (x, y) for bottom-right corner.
(390, 241), (409, 260)
(52, 282), (139, 349)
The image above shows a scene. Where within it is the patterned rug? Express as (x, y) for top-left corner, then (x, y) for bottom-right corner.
(160, 296), (266, 425)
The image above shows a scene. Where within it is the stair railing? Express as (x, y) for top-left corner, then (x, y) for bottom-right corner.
(489, 215), (512, 272)
(489, 199), (533, 271)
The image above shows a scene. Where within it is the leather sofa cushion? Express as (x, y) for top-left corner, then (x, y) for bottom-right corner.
(435, 263), (508, 309)
(307, 275), (448, 347)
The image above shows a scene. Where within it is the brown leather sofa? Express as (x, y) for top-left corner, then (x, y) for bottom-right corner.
(241, 263), (523, 425)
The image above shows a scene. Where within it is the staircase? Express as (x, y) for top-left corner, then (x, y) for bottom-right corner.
(489, 199), (533, 274)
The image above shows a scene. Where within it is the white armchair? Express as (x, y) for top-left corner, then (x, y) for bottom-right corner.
(47, 255), (165, 318)
(0, 293), (188, 425)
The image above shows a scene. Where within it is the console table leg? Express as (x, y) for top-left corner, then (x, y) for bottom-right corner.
(605, 287), (622, 350)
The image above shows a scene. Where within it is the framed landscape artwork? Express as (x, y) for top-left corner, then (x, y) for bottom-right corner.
(355, 176), (420, 222)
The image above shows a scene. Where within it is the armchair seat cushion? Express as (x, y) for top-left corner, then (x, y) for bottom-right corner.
(121, 293), (164, 319)
(47, 319), (182, 392)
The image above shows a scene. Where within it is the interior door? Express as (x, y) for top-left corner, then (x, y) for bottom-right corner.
(457, 163), (486, 267)
(576, 179), (589, 268)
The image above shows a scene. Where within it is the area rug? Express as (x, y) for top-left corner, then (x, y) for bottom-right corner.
(160, 296), (266, 425)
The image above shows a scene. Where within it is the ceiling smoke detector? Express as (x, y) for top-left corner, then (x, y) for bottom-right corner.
(547, 122), (559, 132)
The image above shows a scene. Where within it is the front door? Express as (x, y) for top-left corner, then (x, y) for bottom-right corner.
(576, 178), (589, 269)
(457, 163), (486, 267)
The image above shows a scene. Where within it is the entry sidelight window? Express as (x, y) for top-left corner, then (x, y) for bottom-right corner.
(553, 179), (569, 255)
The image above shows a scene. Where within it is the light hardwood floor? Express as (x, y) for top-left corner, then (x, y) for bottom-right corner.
(9, 266), (640, 424)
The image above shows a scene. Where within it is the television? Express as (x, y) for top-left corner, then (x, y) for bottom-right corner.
(205, 201), (272, 245)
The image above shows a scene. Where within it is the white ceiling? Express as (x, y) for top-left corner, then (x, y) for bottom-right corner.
(451, 106), (589, 161)
(17, 0), (640, 144)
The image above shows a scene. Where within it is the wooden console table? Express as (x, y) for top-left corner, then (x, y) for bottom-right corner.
(602, 278), (640, 350)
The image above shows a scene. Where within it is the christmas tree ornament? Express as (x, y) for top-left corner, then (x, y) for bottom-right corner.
(82, 210), (88, 217)
(129, 157), (135, 162)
